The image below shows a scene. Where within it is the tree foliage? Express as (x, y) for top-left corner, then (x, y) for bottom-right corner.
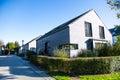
(5, 41), (20, 53)
(115, 25), (120, 30)
(107, 0), (120, 9)
(107, 0), (120, 18)
(6, 42), (15, 51)
(117, 35), (120, 43)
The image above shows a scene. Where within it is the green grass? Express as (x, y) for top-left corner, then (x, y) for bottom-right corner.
(80, 72), (120, 80)
(49, 72), (120, 80)
(52, 75), (70, 80)
(48, 72), (71, 80)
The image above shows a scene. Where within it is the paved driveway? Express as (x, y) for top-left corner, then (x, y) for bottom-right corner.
(0, 55), (55, 80)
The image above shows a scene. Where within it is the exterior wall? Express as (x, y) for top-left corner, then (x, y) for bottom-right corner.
(69, 10), (112, 57)
(36, 10), (112, 57)
(22, 44), (28, 53)
(22, 40), (37, 53)
(36, 27), (70, 55)
(19, 46), (23, 54)
(29, 40), (36, 52)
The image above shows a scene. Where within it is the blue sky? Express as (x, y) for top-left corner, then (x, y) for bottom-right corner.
(0, 0), (120, 45)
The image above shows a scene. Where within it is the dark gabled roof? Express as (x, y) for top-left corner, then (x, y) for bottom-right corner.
(24, 35), (42, 46)
(37, 9), (93, 40)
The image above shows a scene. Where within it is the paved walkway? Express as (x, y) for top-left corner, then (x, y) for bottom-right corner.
(0, 55), (55, 80)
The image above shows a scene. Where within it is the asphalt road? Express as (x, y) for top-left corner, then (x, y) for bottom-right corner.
(0, 55), (55, 80)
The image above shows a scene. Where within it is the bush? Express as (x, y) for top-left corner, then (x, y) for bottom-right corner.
(78, 49), (97, 57)
(26, 50), (36, 60)
(95, 44), (120, 57)
(112, 44), (120, 56)
(30, 55), (38, 65)
(53, 48), (69, 58)
(110, 56), (120, 73)
(33, 56), (120, 75)
(17, 53), (25, 57)
(95, 45), (113, 57)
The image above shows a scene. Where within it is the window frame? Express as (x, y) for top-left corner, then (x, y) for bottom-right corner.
(59, 44), (78, 50)
(85, 22), (93, 37)
(99, 26), (105, 39)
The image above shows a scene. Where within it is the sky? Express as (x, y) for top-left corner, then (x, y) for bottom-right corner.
(0, 0), (120, 45)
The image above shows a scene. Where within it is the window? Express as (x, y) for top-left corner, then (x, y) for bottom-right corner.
(85, 22), (92, 37)
(95, 43), (107, 49)
(59, 44), (78, 50)
(99, 26), (105, 39)
(30, 47), (36, 52)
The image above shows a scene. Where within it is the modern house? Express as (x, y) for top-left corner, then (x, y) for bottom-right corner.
(36, 9), (112, 57)
(19, 35), (41, 54)
(109, 27), (120, 44)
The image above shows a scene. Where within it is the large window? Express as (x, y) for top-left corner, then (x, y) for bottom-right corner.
(59, 44), (78, 50)
(85, 22), (92, 37)
(99, 26), (105, 39)
(95, 43), (107, 49)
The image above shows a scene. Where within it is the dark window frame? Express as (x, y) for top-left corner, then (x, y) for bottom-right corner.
(59, 44), (78, 50)
(99, 26), (105, 39)
(85, 22), (93, 37)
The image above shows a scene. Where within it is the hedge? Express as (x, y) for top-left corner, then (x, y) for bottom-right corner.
(30, 56), (120, 75)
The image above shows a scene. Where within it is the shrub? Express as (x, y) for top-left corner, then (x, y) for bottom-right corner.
(34, 56), (120, 75)
(95, 44), (120, 57)
(112, 44), (120, 56)
(110, 56), (120, 73)
(26, 50), (36, 60)
(17, 53), (25, 57)
(95, 45), (113, 57)
(53, 48), (69, 58)
(78, 49), (97, 57)
(30, 55), (38, 65)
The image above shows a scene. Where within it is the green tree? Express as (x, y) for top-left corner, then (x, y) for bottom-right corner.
(107, 0), (120, 43)
(115, 25), (120, 30)
(116, 35), (120, 44)
(5, 41), (20, 54)
(107, 0), (120, 18)
(6, 42), (15, 51)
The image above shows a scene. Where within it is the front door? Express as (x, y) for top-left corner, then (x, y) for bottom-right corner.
(44, 42), (49, 54)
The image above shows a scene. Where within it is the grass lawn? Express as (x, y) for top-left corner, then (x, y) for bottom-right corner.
(49, 72), (120, 80)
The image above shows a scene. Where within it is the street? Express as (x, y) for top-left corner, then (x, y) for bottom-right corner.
(0, 55), (55, 80)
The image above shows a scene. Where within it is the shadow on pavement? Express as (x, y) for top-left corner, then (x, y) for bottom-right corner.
(0, 55), (53, 80)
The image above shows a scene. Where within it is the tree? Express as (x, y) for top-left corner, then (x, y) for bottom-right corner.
(115, 25), (120, 29)
(107, 0), (120, 43)
(4, 41), (20, 54)
(6, 42), (16, 51)
(117, 35), (120, 43)
(107, 0), (120, 18)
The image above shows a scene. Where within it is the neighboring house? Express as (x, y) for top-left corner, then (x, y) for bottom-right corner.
(109, 27), (120, 44)
(18, 46), (23, 54)
(21, 35), (42, 53)
(36, 9), (112, 57)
